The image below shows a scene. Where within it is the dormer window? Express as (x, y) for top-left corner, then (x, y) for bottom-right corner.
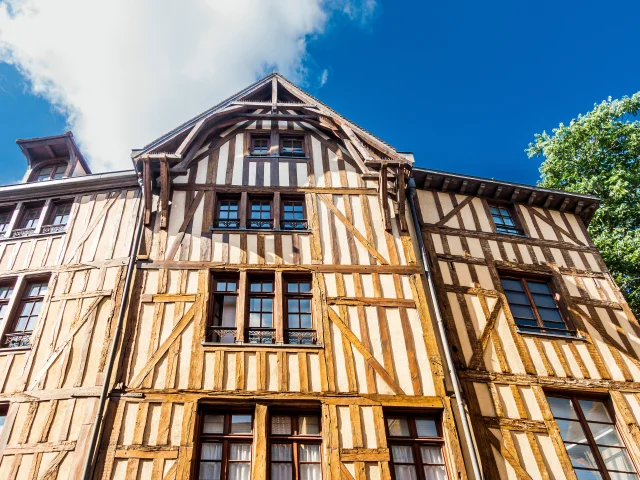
(32, 163), (66, 182)
(280, 136), (304, 157)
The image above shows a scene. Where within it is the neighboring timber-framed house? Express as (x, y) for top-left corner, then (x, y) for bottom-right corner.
(0, 74), (638, 480)
(0, 132), (141, 478)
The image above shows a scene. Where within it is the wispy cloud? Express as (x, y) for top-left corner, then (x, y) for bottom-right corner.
(320, 69), (329, 87)
(0, 0), (376, 171)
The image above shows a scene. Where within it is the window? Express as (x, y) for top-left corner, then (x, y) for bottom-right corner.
(0, 404), (7, 436)
(0, 281), (15, 325)
(284, 277), (315, 345)
(251, 136), (270, 156)
(216, 199), (240, 229)
(500, 275), (573, 336)
(0, 209), (12, 238)
(547, 395), (639, 480)
(270, 413), (322, 480)
(386, 414), (448, 480)
(4, 278), (48, 348)
(489, 204), (522, 235)
(18, 206), (42, 231)
(247, 276), (274, 344)
(208, 275), (238, 343)
(282, 199), (307, 230)
(280, 136), (304, 157)
(32, 163), (67, 182)
(248, 199), (273, 229)
(197, 412), (253, 480)
(48, 202), (72, 226)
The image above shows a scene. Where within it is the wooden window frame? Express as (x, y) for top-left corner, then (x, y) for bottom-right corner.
(250, 135), (271, 156)
(488, 202), (524, 236)
(0, 279), (17, 328)
(0, 208), (14, 237)
(208, 273), (240, 344)
(499, 272), (576, 337)
(194, 410), (254, 480)
(4, 276), (49, 349)
(283, 275), (315, 345)
(17, 204), (44, 231)
(268, 410), (323, 480)
(246, 274), (275, 344)
(247, 197), (274, 230)
(215, 196), (241, 229)
(281, 197), (307, 231)
(29, 161), (68, 183)
(279, 136), (306, 158)
(546, 393), (640, 480)
(385, 412), (449, 480)
(0, 403), (8, 436)
(43, 200), (73, 234)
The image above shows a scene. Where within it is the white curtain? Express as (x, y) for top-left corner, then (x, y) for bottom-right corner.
(424, 465), (448, 480)
(299, 444), (320, 462)
(201, 443), (222, 460)
(199, 462), (221, 480)
(228, 463), (251, 480)
(300, 465), (322, 480)
(391, 445), (414, 463)
(421, 446), (444, 464)
(271, 463), (293, 480)
(229, 443), (251, 460)
(299, 445), (321, 480)
(394, 465), (418, 480)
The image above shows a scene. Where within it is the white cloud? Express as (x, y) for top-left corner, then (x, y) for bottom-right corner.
(0, 0), (375, 171)
(320, 69), (329, 87)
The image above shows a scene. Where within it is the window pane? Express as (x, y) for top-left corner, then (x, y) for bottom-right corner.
(287, 283), (299, 293)
(556, 419), (589, 443)
(300, 314), (312, 328)
(199, 461), (221, 480)
(387, 418), (410, 437)
(421, 445), (444, 463)
(579, 401), (612, 423)
(271, 444), (292, 461)
(505, 291), (530, 304)
(299, 444), (320, 462)
(527, 281), (551, 294)
(547, 397), (579, 419)
(424, 465), (448, 480)
(532, 294), (557, 308)
(249, 313), (261, 327)
(394, 465), (418, 480)
(300, 464), (322, 480)
(299, 415), (319, 435)
(228, 462), (251, 480)
(598, 446), (636, 473)
(391, 445), (414, 462)
(575, 471), (603, 480)
(565, 443), (599, 469)
(272, 463), (293, 480)
(538, 308), (563, 322)
(501, 279), (524, 291)
(288, 299), (299, 313)
(231, 415), (252, 434)
(203, 415), (224, 434)
(416, 419), (438, 437)
(201, 442), (223, 460)
(609, 474), (639, 480)
(510, 305), (535, 319)
(272, 416), (292, 435)
(588, 423), (622, 447)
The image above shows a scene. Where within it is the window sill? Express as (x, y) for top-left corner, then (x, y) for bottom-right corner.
(495, 231), (528, 239)
(0, 230), (66, 242)
(517, 330), (586, 341)
(209, 227), (312, 234)
(201, 341), (323, 351)
(0, 346), (31, 354)
(246, 155), (310, 160)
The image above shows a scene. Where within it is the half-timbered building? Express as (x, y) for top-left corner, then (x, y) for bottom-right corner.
(0, 132), (141, 478)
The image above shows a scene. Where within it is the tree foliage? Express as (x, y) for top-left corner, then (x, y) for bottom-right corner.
(527, 93), (640, 316)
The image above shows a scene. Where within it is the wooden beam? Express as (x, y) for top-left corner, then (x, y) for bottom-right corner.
(271, 77), (278, 113)
(543, 194), (554, 209)
(436, 196), (474, 226)
(327, 307), (404, 395)
(165, 190), (205, 260)
(468, 299), (503, 369)
(45, 145), (57, 159)
(175, 118), (206, 157)
(441, 177), (450, 193)
(560, 197), (570, 212)
(527, 191), (537, 205)
(327, 297), (415, 308)
(510, 188), (520, 203)
(487, 430), (534, 479)
(477, 182), (485, 196)
(317, 194), (389, 265)
(459, 179), (468, 194)
(493, 185), (503, 199)
(159, 155), (170, 228)
(379, 167), (392, 231)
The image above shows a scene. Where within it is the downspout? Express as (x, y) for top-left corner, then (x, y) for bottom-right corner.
(407, 178), (485, 480)
(80, 168), (145, 480)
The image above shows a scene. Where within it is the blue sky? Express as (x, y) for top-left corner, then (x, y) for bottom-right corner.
(1, 0), (638, 186)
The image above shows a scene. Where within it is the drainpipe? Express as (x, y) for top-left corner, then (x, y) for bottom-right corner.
(407, 178), (485, 480)
(80, 169), (145, 480)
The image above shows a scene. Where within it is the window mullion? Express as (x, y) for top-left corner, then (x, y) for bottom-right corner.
(275, 271), (284, 344)
(236, 271), (247, 343)
(573, 397), (611, 479)
(522, 280), (544, 329)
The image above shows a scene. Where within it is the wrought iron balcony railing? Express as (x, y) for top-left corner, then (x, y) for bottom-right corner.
(10, 228), (36, 238)
(213, 219), (240, 229)
(206, 326), (237, 343)
(247, 219), (274, 229)
(247, 327), (276, 344)
(281, 219), (308, 230)
(285, 329), (316, 345)
(4, 332), (31, 348)
(41, 224), (67, 234)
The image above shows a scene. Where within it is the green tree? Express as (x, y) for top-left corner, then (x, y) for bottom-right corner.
(527, 93), (640, 316)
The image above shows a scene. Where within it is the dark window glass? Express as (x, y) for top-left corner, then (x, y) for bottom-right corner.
(270, 414), (322, 480)
(251, 136), (270, 155)
(208, 275), (239, 344)
(0, 404), (7, 436)
(489, 204), (521, 235)
(248, 200), (272, 229)
(215, 199), (240, 228)
(197, 412), (253, 480)
(5, 279), (48, 348)
(20, 207), (42, 230)
(501, 276), (572, 336)
(284, 277), (314, 345)
(32, 163), (67, 182)
(547, 395), (639, 480)
(282, 200), (307, 230)
(0, 281), (15, 325)
(386, 415), (448, 480)
(0, 210), (12, 236)
(247, 277), (274, 344)
(49, 203), (72, 226)
(52, 165), (66, 179)
(281, 137), (304, 157)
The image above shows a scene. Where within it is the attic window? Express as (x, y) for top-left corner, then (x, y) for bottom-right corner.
(280, 137), (304, 157)
(251, 136), (270, 156)
(31, 163), (66, 182)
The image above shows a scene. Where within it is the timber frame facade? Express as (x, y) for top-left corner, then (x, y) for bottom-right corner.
(0, 74), (637, 479)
